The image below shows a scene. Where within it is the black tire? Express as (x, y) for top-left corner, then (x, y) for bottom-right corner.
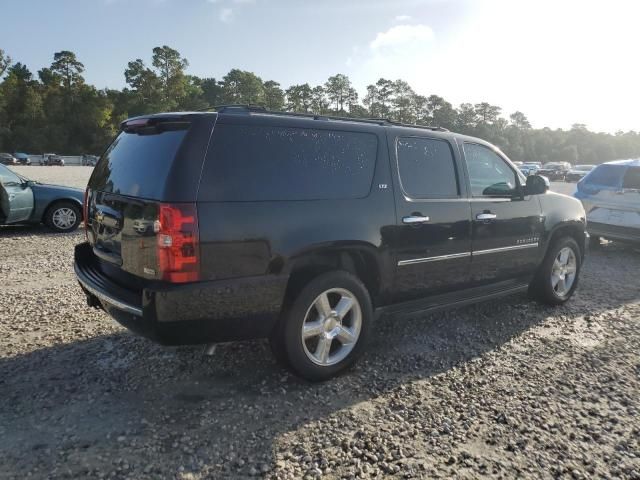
(270, 271), (373, 381)
(530, 236), (582, 305)
(44, 201), (81, 232)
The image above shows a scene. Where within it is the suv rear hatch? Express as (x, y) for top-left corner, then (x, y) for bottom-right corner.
(85, 113), (215, 287)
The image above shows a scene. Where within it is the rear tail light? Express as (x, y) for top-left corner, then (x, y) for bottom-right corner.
(157, 203), (200, 283)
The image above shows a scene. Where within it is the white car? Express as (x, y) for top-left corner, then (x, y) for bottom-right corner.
(574, 159), (640, 245)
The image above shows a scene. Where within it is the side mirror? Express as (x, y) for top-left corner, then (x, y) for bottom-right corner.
(525, 174), (549, 195)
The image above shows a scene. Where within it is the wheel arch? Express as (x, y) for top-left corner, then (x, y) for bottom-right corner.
(283, 242), (384, 307)
(41, 197), (83, 223)
(543, 221), (586, 259)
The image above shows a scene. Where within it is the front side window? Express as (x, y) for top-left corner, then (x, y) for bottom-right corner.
(463, 143), (517, 197)
(622, 166), (640, 189)
(396, 137), (459, 198)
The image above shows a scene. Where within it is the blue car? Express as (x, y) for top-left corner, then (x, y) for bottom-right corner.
(0, 163), (84, 232)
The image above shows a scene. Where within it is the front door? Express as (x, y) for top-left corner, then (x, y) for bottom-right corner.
(0, 165), (34, 224)
(460, 142), (543, 285)
(388, 133), (472, 303)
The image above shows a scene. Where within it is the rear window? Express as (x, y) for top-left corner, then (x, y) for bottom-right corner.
(90, 122), (189, 199)
(199, 124), (377, 201)
(584, 164), (624, 187)
(622, 166), (640, 189)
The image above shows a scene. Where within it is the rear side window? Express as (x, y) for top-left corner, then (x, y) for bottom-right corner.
(200, 124), (377, 201)
(584, 165), (624, 187)
(396, 137), (459, 198)
(90, 122), (190, 199)
(622, 167), (640, 189)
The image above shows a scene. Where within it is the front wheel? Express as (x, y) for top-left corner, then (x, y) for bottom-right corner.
(44, 201), (81, 232)
(271, 271), (373, 381)
(530, 236), (582, 305)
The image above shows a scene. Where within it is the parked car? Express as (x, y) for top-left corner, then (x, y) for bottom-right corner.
(43, 154), (65, 166)
(537, 162), (571, 181)
(574, 159), (640, 246)
(565, 164), (594, 182)
(82, 154), (99, 166)
(0, 163), (83, 232)
(520, 163), (540, 176)
(74, 107), (587, 381)
(14, 152), (31, 165)
(0, 153), (18, 165)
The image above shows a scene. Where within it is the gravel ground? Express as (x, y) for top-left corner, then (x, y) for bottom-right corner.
(1, 170), (639, 479)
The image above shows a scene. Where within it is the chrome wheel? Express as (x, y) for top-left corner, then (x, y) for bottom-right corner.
(301, 288), (362, 366)
(551, 246), (577, 297)
(52, 207), (77, 230)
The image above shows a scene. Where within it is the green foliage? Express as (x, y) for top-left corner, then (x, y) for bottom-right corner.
(0, 45), (639, 163)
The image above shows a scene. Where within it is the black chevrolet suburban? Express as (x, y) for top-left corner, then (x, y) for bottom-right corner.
(75, 106), (587, 380)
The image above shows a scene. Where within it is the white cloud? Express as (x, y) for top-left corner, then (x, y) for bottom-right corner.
(369, 24), (434, 51)
(394, 14), (412, 22)
(219, 7), (234, 22)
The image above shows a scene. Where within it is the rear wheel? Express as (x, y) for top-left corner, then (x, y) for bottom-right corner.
(45, 201), (81, 232)
(530, 236), (581, 305)
(270, 271), (373, 381)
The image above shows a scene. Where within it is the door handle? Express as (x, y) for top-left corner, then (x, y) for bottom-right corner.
(476, 213), (497, 220)
(403, 215), (430, 224)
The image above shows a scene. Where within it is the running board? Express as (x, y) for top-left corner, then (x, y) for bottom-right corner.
(376, 282), (530, 318)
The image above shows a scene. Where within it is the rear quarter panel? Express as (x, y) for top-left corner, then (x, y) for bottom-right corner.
(30, 185), (84, 222)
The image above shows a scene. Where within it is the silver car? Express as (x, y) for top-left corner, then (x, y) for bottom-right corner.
(574, 159), (640, 245)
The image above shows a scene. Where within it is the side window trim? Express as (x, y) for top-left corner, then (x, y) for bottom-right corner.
(394, 135), (462, 201)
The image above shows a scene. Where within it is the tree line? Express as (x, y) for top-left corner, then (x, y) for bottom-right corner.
(1, 45), (639, 164)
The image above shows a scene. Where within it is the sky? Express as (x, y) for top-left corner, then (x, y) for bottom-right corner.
(2, 0), (639, 133)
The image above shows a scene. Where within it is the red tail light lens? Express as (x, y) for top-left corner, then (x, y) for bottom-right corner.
(157, 203), (200, 283)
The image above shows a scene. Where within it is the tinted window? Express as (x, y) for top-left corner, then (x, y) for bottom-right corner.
(200, 124), (377, 201)
(0, 165), (21, 185)
(622, 166), (640, 189)
(464, 143), (517, 197)
(584, 165), (624, 187)
(90, 122), (189, 199)
(396, 137), (458, 198)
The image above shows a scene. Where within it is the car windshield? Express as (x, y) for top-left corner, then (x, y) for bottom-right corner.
(574, 165), (593, 171)
(543, 163), (563, 168)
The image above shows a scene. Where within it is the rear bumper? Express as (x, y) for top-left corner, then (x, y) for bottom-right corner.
(74, 242), (288, 345)
(588, 222), (640, 243)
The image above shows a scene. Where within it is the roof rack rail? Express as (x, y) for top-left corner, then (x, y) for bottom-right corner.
(208, 104), (448, 131)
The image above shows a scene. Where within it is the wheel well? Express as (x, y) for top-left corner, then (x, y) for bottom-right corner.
(284, 249), (381, 307)
(42, 199), (82, 222)
(547, 224), (585, 257)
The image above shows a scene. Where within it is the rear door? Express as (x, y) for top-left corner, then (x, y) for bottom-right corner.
(86, 115), (214, 284)
(461, 142), (543, 285)
(616, 166), (640, 231)
(388, 133), (472, 303)
(0, 165), (34, 223)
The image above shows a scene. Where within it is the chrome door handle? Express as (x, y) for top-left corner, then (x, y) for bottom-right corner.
(403, 215), (430, 224)
(476, 213), (497, 220)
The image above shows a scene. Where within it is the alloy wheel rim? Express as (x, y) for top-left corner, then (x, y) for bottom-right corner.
(301, 288), (362, 366)
(52, 208), (77, 230)
(551, 247), (577, 297)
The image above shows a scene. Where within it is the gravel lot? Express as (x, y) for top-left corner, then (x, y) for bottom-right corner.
(1, 168), (639, 479)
